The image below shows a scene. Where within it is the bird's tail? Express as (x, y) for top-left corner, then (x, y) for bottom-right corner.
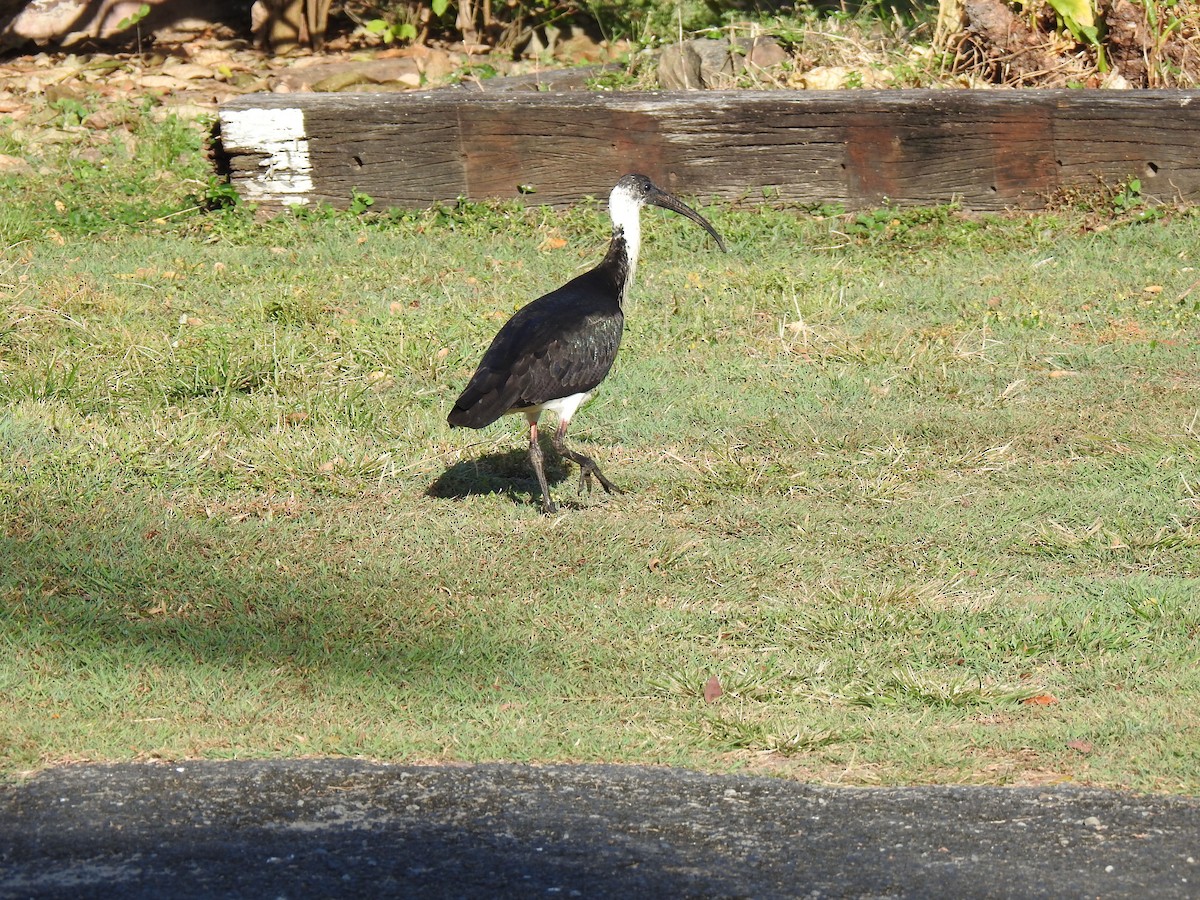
(447, 395), (503, 429)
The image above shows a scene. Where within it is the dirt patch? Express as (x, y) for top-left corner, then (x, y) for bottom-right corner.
(947, 0), (1200, 87)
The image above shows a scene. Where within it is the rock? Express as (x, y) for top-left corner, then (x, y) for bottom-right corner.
(691, 38), (735, 86)
(793, 65), (891, 89)
(2, 0), (91, 45)
(416, 48), (456, 82)
(795, 65), (853, 90)
(0, 153), (34, 176)
(658, 39), (735, 90)
(276, 57), (423, 92)
(658, 42), (703, 90)
(659, 36), (788, 89)
(397, 44), (458, 83)
(745, 36), (788, 71)
(555, 29), (608, 64)
(1, 0), (232, 48)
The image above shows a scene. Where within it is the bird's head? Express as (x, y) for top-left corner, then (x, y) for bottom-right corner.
(609, 174), (727, 253)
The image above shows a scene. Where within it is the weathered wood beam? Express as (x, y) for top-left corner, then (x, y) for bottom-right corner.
(216, 90), (1200, 211)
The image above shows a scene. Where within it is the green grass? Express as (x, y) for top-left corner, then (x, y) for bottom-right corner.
(2, 101), (1199, 791)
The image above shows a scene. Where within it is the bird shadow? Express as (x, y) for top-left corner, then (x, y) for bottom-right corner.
(427, 443), (570, 507)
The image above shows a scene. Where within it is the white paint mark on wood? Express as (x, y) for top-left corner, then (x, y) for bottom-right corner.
(221, 107), (314, 205)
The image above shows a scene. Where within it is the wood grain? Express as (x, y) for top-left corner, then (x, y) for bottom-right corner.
(217, 90), (1200, 210)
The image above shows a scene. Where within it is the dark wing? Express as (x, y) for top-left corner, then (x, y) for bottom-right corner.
(448, 267), (624, 429)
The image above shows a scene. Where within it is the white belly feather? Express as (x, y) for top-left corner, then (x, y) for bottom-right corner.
(515, 391), (593, 424)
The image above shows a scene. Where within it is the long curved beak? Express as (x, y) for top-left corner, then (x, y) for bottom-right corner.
(646, 186), (728, 253)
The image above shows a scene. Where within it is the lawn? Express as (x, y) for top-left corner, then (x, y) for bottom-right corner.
(1, 100), (1198, 791)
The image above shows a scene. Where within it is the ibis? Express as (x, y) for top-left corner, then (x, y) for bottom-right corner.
(447, 173), (726, 514)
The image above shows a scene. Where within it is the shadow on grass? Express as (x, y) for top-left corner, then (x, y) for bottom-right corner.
(0, 505), (559, 693)
(427, 444), (568, 507)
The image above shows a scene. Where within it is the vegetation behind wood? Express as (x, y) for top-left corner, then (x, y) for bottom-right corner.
(4, 0), (1198, 89)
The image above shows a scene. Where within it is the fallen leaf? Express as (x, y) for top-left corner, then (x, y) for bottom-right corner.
(703, 675), (723, 703)
(1021, 693), (1059, 706)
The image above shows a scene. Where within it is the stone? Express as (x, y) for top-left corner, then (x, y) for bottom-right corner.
(658, 42), (703, 90)
(275, 57), (422, 92)
(658, 39), (735, 90)
(0, 0), (232, 48)
(745, 36), (788, 71)
(0, 153), (34, 176)
(795, 65), (853, 90)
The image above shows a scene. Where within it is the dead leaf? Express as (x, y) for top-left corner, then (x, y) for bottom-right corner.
(1021, 693), (1059, 706)
(703, 675), (723, 703)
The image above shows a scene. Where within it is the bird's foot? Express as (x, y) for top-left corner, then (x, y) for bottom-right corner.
(577, 462), (620, 497)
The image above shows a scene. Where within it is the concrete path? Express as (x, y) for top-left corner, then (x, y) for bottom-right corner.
(2, 761), (1198, 898)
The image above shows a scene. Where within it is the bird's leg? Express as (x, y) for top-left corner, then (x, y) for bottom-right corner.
(527, 416), (557, 514)
(552, 419), (620, 497)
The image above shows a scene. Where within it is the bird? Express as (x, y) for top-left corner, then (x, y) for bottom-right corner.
(447, 173), (726, 514)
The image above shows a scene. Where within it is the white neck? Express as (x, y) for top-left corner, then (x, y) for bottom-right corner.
(608, 187), (642, 286)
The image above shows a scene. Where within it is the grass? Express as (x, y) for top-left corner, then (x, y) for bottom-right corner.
(1, 100), (1199, 792)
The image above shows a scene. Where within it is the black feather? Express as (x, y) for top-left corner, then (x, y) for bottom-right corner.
(448, 236), (630, 429)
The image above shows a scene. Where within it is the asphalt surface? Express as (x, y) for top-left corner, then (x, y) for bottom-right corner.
(2, 761), (1198, 899)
